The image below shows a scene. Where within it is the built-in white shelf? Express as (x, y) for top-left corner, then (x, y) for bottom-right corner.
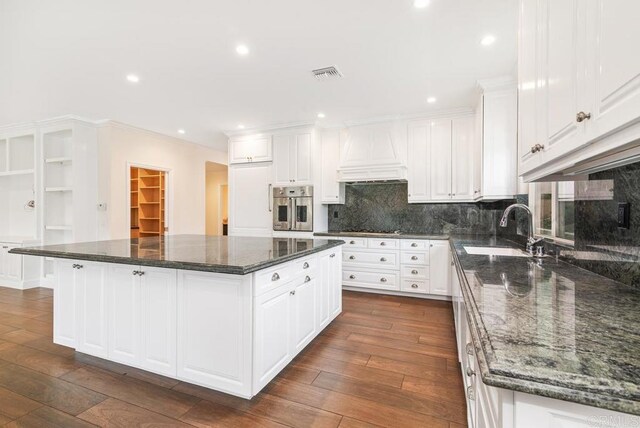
(0, 169), (35, 177)
(45, 187), (73, 192)
(45, 225), (73, 231)
(45, 157), (73, 164)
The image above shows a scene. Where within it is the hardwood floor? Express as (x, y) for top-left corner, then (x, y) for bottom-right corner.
(0, 287), (466, 427)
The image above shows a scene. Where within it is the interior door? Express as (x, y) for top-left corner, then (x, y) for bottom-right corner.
(429, 119), (453, 201)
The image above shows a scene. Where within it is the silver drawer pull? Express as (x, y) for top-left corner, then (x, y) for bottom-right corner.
(303, 262), (309, 269)
(329, 253), (335, 258)
(132, 270), (138, 276)
(349, 274), (356, 280)
(380, 277), (387, 283)
(349, 255), (355, 260)
(138, 271), (145, 276)
(411, 256), (418, 261)
(467, 386), (475, 401)
(411, 243), (418, 247)
(305, 275), (311, 282)
(466, 367), (475, 377)
(271, 273), (280, 282)
(2, 246), (8, 249)
(411, 269), (418, 275)
(380, 257), (387, 262)
(349, 240), (356, 245)
(430, 244), (433, 248)
(466, 342), (474, 356)
(72, 264), (84, 269)
(380, 242), (386, 246)
(290, 290), (296, 296)
(411, 284), (418, 289)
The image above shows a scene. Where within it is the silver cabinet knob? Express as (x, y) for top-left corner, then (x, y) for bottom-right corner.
(411, 269), (418, 275)
(349, 241), (356, 245)
(466, 342), (474, 356)
(466, 367), (476, 377)
(474, 190), (480, 194)
(430, 244), (433, 247)
(290, 290), (296, 296)
(576, 111), (592, 122)
(411, 284), (418, 289)
(530, 143), (545, 153)
(329, 253), (335, 258)
(349, 255), (355, 260)
(380, 257), (387, 262)
(349, 274), (356, 280)
(380, 277), (387, 283)
(467, 386), (475, 401)
(411, 256), (418, 261)
(305, 275), (311, 282)
(411, 243), (417, 247)
(271, 273), (280, 282)
(72, 264), (84, 269)
(303, 262), (309, 269)
(380, 242), (386, 246)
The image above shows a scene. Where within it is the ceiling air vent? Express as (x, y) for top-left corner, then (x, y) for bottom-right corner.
(312, 66), (343, 81)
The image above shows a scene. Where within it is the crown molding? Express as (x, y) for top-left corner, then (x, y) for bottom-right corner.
(224, 121), (315, 138)
(342, 107), (475, 127)
(477, 76), (517, 92)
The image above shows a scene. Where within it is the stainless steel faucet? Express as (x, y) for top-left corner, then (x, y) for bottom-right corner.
(499, 203), (544, 255)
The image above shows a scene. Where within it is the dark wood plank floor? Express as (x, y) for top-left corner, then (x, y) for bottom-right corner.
(0, 287), (466, 427)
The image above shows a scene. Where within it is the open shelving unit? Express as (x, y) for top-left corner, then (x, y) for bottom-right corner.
(130, 167), (165, 238)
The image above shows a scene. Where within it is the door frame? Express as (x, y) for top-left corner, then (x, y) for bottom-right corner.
(126, 162), (173, 237)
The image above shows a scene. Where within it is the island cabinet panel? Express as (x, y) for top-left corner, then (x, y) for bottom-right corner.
(177, 271), (253, 398)
(291, 275), (317, 353)
(54, 259), (79, 347)
(74, 262), (109, 358)
(108, 265), (139, 366)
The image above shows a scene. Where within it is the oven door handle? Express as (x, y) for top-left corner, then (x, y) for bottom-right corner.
(291, 198), (297, 231)
(268, 184), (273, 212)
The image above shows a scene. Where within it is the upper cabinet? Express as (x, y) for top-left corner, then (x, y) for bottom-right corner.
(518, 0), (640, 181)
(337, 122), (407, 182)
(319, 129), (345, 204)
(229, 135), (272, 165)
(273, 132), (312, 186)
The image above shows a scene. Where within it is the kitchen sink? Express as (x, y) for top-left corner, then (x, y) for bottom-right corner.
(463, 246), (532, 257)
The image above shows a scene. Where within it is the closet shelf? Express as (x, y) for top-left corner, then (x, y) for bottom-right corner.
(45, 157), (72, 164)
(45, 187), (73, 192)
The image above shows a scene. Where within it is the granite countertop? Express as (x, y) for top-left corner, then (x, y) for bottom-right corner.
(314, 231), (450, 240)
(10, 235), (345, 275)
(450, 235), (640, 415)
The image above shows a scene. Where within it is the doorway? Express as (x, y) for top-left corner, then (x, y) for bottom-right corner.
(130, 166), (167, 238)
(205, 162), (228, 236)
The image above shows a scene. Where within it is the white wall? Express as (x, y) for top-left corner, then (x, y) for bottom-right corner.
(98, 122), (227, 240)
(205, 166), (228, 235)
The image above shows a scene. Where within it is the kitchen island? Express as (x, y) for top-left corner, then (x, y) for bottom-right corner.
(11, 235), (344, 398)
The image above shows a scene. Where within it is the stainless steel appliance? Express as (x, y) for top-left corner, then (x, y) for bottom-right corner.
(273, 186), (313, 231)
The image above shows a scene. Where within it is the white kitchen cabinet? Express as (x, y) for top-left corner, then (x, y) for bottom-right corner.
(0, 244), (21, 282)
(320, 129), (344, 204)
(228, 163), (273, 237)
(228, 134), (272, 164)
(429, 241), (451, 296)
(273, 132), (312, 185)
(429, 119), (453, 201)
(53, 259), (78, 347)
(177, 270), (252, 397)
(291, 275), (317, 353)
(407, 121), (431, 202)
(74, 261), (109, 358)
(518, 0), (640, 182)
(452, 117), (477, 201)
(108, 265), (177, 376)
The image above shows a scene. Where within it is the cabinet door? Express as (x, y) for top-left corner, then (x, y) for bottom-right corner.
(273, 134), (292, 185)
(54, 259), (77, 347)
(587, 0), (640, 141)
(0, 245), (7, 278)
(429, 242), (451, 296)
(75, 262), (108, 358)
(429, 119), (453, 201)
(539, 0), (584, 162)
(254, 284), (292, 392)
(229, 136), (272, 164)
(407, 120), (430, 202)
(291, 275), (317, 353)
(451, 117), (476, 201)
(5, 248), (22, 281)
(108, 265), (139, 366)
(317, 253), (331, 330)
(320, 130), (344, 203)
(293, 133), (312, 184)
(139, 267), (177, 376)
(329, 249), (342, 318)
(229, 164), (273, 237)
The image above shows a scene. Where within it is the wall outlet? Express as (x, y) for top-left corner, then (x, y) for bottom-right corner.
(617, 202), (630, 229)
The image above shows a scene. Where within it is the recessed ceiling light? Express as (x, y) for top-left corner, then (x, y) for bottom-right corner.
(177, 129), (185, 135)
(237, 124), (245, 129)
(427, 97), (437, 104)
(413, 0), (430, 8)
(317, 112), (326, 119)
(126, 74), (140, 83)
(481, 35), (496, 46)
(236, 44), (249, 56)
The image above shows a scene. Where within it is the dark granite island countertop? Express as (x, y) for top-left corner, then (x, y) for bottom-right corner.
(450, 235), (640, 416)
(11, 235), (345, 275)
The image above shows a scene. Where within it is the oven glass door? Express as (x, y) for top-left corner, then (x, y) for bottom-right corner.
(273, 197), (292, 230)
(292, 197), (313, 231)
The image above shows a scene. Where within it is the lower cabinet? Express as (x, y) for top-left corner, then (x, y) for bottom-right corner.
(0, 240), (40, 289)
(428, 241), (451, 295)
(74, 261), (109, 358)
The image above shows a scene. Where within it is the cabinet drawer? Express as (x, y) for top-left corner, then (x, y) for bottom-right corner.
(367, 238), (399, 250)
(400, 252), (429, 265)
(291, 256), (316, 276)
(343, 270), (400, 291)
(400, 240), (430, 250)
(254, 264), (294, 296)
(343, 250), (399, 269)
(341, 237), (368, 249)
(401, 265), (429, 280)
(401, 279), (429, 294)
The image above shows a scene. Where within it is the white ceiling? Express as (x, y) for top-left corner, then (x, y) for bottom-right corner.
(0, 0), (517, 151)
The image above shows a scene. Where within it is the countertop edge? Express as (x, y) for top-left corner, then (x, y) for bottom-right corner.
(448, 239), (640, 416)
(314, 232), (450, 240)
(10, 240), (345, 275)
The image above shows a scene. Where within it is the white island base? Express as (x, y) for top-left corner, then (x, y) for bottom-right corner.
(53, 246), (342, 398)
